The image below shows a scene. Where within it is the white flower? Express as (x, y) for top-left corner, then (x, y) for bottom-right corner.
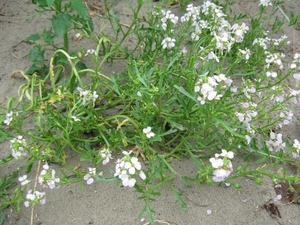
(238, 48), (251, 61)
(208, 51), (219, 62)
(84, 167), (96, 184)
(220, 149), (234, 159)
(71, 115), (81, 122)
(259, 0), (272, 7)
(76, 87), (98, 105)
(266, 71), (277, 78)
(85, 49), (95, 56)
(84, 174), (94, 185)
(10, 136), (27, 159)
(143, 126), (155, 138)
(4, 111), (13, 125)
(100, 148), (112, 165)
(161, 37), (176, 49)
(38, 165), (60, 189)
(19, 175), (30, 186)
(122, 175), (136, 187)
(293, 73), (300, 81)
(274, 194), (282, 202)
(24, 190), (46, 207)
(209, 157), (223, 168)
(293, 139), (300, 150)
(139, 170), (146, 180)
(124, 157), (141, 175)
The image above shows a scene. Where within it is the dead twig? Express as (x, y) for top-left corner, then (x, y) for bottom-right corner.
(143, 219), (179, 225)
(30, 160), (42, 225)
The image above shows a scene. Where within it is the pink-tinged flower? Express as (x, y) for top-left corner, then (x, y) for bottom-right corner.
(293, 73), (300, 81)
(24, 190), (46, 207)
(84, 167), (96, 185)
(18, 175), (30, 186)
(209, 157), (224, 168)
(4, 111), (13, 125)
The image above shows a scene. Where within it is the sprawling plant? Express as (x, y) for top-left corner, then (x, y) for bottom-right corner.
(1, 0), (300, 224)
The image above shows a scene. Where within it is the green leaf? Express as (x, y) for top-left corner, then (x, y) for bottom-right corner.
(26, 33), (41, 41)
(46, 0), (54, 7)
(167, 121), (185, 131)
(51, 13), (71, 37)
(71, 0), (89, 20)
(42, 28), (55, 45)
(243, 152), (254, 162)
(0, 128), (10, 142)
(0, 155), (14, 165)
(253, 176), (262, 185)
(231, 182), (242, 188)
(214, 118), (245, 138)
(29, 45), (45, 63)
(174, 85), (198, 104)
(255, 155), (267, 164)
(33, 0), (47, 6)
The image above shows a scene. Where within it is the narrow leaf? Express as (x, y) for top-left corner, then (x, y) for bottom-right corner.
(174, 85), (198, 103)
(26, 33), (41, 41)
(214, 118), (245, 138)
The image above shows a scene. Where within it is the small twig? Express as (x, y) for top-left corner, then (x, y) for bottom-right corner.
(143, 219), (178, 225)
(10, 52), (20, 59)
(293, 28), (296, 55)
(30, 160), (42, 225)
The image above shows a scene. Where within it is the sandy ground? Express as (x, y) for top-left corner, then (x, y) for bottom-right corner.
(1, 0), (300, 224)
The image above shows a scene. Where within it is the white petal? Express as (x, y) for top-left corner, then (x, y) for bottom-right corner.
(139, 171), (146, 180)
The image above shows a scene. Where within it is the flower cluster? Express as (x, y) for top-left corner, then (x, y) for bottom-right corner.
(259, 0), (273, 7)
(235, 102), (258, 143)
(100, 148), (112, 165)
(19, 175), (30, 186)
(84, 49), (96, 56)
(84, 167), (99, 185)
(291, 53), (300, 85)
(4, 111), (13, 125)
(161, 37), (176, 49)
(194, 73), (232, 104)
(292, 139), (300, 158)
(238, 48), (251, 62)
(160, 10), (178, 30)
(38, 164), (60, 189)
(181, 2), (249, 50)
(10, 135), (27, 159)
(114, 151), (146, 187)
(253, 35), (288, 50)
(76, 87), (99, 105)
(24, 189), (46, 207)
(266, 131), (286, 153)
(209, 149), (234, 182)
